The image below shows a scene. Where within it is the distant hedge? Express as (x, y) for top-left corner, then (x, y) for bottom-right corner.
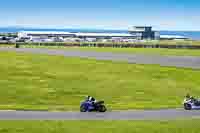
(12, 40), (200, 49)
(2, 40), (200, 49)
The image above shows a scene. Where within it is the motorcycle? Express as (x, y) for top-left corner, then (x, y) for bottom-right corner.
(183, 98), (200, 110)
(80, 100), (107, 112)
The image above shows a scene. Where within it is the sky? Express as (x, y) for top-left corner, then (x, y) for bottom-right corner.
(0, 0), (200, 31)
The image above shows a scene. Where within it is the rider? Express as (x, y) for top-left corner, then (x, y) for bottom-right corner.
(185, 93), (191, 101)
(86, 96), (97, 105)
(185, 93), (196, 103)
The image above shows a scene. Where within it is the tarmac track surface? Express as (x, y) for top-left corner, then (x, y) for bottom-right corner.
(0, 47), (200, 69)
(0, 109), (200, 120)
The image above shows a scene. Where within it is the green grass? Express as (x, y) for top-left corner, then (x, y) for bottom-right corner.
(0, 33), (17, 37)
(21, 45), (200, 56)
(0, 120), (200, 133)
(0, 51), (200, 111)
(0, 44), (14, 48)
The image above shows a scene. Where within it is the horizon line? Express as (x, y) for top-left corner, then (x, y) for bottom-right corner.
(0, 25), (200, 32)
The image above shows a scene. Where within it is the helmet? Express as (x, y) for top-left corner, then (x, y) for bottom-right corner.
(85, 96), (90, 100)
(186, 93), (190, 98)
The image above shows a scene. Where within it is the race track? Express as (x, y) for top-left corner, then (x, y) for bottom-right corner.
(1, 47), (200, 69)
(0, 109), (200, 120)
(0, 47), (200, 120)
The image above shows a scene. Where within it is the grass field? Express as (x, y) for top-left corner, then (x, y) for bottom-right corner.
(0, 44), (14, 48)
(0, 51), (200, 111)
(0, 120), (200, 133)
(21, 45), (200, 56)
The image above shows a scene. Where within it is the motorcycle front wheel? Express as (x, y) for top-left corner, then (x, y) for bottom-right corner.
(80, 105), (87, 112)
(184, 103), (192, 110)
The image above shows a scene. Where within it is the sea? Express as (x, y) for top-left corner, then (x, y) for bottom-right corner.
(0, 27), (200, 40)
